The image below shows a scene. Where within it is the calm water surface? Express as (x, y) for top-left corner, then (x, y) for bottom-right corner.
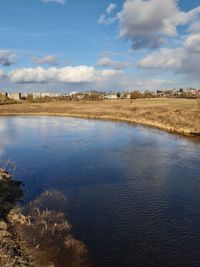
(0, 116), (200, 267)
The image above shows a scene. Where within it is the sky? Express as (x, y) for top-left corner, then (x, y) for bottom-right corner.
(0, 0), (200, 93)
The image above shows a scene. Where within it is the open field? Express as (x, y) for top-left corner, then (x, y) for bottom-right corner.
(0, 98), (199, 136)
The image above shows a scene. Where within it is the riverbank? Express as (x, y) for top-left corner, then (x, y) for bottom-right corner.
(0, 169), (29, 266)
(0, 98), (199, 137)
(0, 219), (30, 267)
(0, 168), (90, 267)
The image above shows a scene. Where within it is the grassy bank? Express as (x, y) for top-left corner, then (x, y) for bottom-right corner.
(0, 98), (199, 136)
(0, 168), (90, 267)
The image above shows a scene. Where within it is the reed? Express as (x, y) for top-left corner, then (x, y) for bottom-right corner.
(10, 191), (90, 267)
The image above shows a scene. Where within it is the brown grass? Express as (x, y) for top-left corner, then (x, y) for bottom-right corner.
(1, 190), (91, 267)
(0, 98), (199, 136)
(10, 191), (90, 267)
(0, 221), (29, 267)
(0, 173), (28, 267)
(0, 160), (90, 266)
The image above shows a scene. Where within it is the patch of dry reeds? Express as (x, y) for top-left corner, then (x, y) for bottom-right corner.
(10, 191), (90, 267)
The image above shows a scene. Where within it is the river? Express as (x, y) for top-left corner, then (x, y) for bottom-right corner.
(0, 116), (200, 266)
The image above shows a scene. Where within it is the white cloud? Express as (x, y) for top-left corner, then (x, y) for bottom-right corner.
(0, 66), (176, 91)
(41, 0), (65, 4)
(137, 33), (200, 79)
(106, 3), (117, 14)
(32, 55), (59, 65)
(0, 50), (18, 66)
(8, 66), (122, 84)
(184, 34), (200, 53)
(96, 57), (129, 69)
(98, 3), (117, 25)
(98, 15), (117, 25)
(116, 0), (200, 49)
(189, 21), (200, 33)
(138, 48), (185, 69)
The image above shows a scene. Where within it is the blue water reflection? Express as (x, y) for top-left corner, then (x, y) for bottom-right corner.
(0, 116), (200, 267)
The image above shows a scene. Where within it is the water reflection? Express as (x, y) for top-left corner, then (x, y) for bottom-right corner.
(0, 120), (13, 159)
(0, 116), (200, 267)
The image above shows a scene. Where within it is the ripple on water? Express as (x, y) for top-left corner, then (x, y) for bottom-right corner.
(0, 116), (200, 267)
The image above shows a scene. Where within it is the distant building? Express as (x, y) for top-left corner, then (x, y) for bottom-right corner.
(30, 92), (59, 99)
(6, 93), (21, 100)
(120, 92), (131, 99)
(20, 93), (28, 100)
(69, 91), (78, 96)
(105, 94), (118, 99)
(156, 90), (165, 96)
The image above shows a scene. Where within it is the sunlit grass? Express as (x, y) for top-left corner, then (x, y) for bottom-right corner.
(0, 98), (199, 135)
(9, 191), (90, 267)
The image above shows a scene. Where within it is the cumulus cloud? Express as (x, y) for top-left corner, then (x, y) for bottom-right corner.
(32, 55), (59, 66)
(41, 0), (65, 4)
(138, 48), (185, 69)
(96, 57), (129, 69)
(8, 66), (122, 84)
(0, 50), (18, 66)
(98, 3), (117, 25)
(184, 34), (200, 53)
(114, 0), (200, 49)
(0, 66), (175, 91)
(138, 33), (200, 78)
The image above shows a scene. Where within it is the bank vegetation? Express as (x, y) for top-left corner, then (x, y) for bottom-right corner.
(0, 164), (90, 267)
(0, 98), (199, 136)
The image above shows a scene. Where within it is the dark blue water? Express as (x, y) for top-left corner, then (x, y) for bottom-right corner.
(0, 116), (200, 267)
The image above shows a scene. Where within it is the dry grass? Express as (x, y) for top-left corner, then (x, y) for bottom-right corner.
(0, 221), (29, 267)
(0, 98), (199, 135)
(0, 170), (28, 267)
(0, 94), (18, 105)
(0, 190), (90, 267)
(10, 191), (90, 267)
(0, 159), (90, 266)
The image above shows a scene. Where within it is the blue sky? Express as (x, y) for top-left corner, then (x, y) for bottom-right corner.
(0, 0), (200, 92)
